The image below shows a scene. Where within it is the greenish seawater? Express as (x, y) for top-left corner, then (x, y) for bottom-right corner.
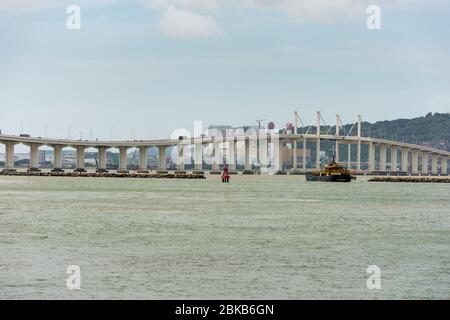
(0, 175), (449, 299)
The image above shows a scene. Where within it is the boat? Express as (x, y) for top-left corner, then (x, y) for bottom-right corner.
(306, 157), (356, 182)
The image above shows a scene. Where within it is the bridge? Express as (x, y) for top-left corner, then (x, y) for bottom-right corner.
(0, 112), (449, 175)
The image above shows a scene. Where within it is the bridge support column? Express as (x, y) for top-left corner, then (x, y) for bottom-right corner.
(212, 139), (220, 172)
(347, 143), (351, 169)
(368, 142), (375, 173)
(401, 147), (409, 173)
(421, 152), (429, 175)
(194, 142), (203, 171)
(316, 111), (321, 171)
(158, 146), (167, 172)
(4, 141), (15, 171)
(431, 154), (438, 175)
(379, 144), (387, 171)
(391, 146), (398, 172)
(52, 145), (63, 172)
(118, 147), (128, 172)
(227, 137), (236, 171)
(244, 137), (252, 171)
(356, 140), (361, 171)
(335, 141), (339, 163)
(293, 138), (298, 170)
(29, 144), (40, 171)
(411, 150), (419, 175)
(315, 137), (321, 170)
(97, 147), (107, 172)
(302, 137), (307, 170)
(75, 146), (86, 172)
(176, 144), (185, 172)
(442, 158), (448, 176)
(138, 146), (148, 172)
(273, 137), (283, 172)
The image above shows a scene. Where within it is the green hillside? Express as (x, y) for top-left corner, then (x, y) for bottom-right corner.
(352, 112), (450, 149)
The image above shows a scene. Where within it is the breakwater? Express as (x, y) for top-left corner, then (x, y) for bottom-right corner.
(0, 170), (205, 179)
(369, 176), (450, 183)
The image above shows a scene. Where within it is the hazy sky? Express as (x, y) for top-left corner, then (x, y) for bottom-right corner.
(1, 0), (450, 142)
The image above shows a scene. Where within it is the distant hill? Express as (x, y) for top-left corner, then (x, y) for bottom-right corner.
(351, 112), (450, 151)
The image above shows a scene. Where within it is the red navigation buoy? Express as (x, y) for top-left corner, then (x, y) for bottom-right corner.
(221, 165), (230, 183)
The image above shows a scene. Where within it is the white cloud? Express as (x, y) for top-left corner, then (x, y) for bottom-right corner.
(241, 0), (367, 20)
(160, 6), (222, 39)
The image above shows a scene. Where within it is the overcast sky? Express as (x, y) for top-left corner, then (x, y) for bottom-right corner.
(1, 0), (450, 142)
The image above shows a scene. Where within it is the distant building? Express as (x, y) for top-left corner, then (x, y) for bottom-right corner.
(208, 124), (266, 137)
(238, 125), (266, 134)
(282, 147), (311, 168)
(208, 125), (234, 137)
(39, 150), (46, 163)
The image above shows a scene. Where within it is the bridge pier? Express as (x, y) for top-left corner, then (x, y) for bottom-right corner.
(302, 137), (307, 170)
(194, 142), (203, 172)
(316, 112), (321, 170)
(347, 143), (351, 169)
(29, 143), (41, 171)
(273, 137), (283, 172)
(258, 133), (270, 171)
(293, 138), (298, 170)
(356, 141), (361, 171)
(401, 147), (409, 173)
(52, 145), (64, 172)
(138, 146), (148, 172)
(431, 154), (438, 175)
(411, 150), (419, 175)
(176, 144), (185, 172)
(421, 152), (429, 175)
(75, 146), (86, 172)
(335, 115), (340, 163)
(227, 137), (236, 171)
(96, 146), (107, 172)
(391, 146), (398, 172)
(4, 141), (16, 171)
(335, 141), (339, 163)
(442, 158), (448, 175)
(211, 139), (221, 172)
(244, 137), (252, 172)
(368, 141), (375, 172)
(158, 146), (167, 172)
(118, 147), (128, 173)
(379, 144), (387, 172)
(315, 137), (321, 170)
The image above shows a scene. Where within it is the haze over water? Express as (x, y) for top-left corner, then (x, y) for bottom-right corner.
(0, 175), (449, 299)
